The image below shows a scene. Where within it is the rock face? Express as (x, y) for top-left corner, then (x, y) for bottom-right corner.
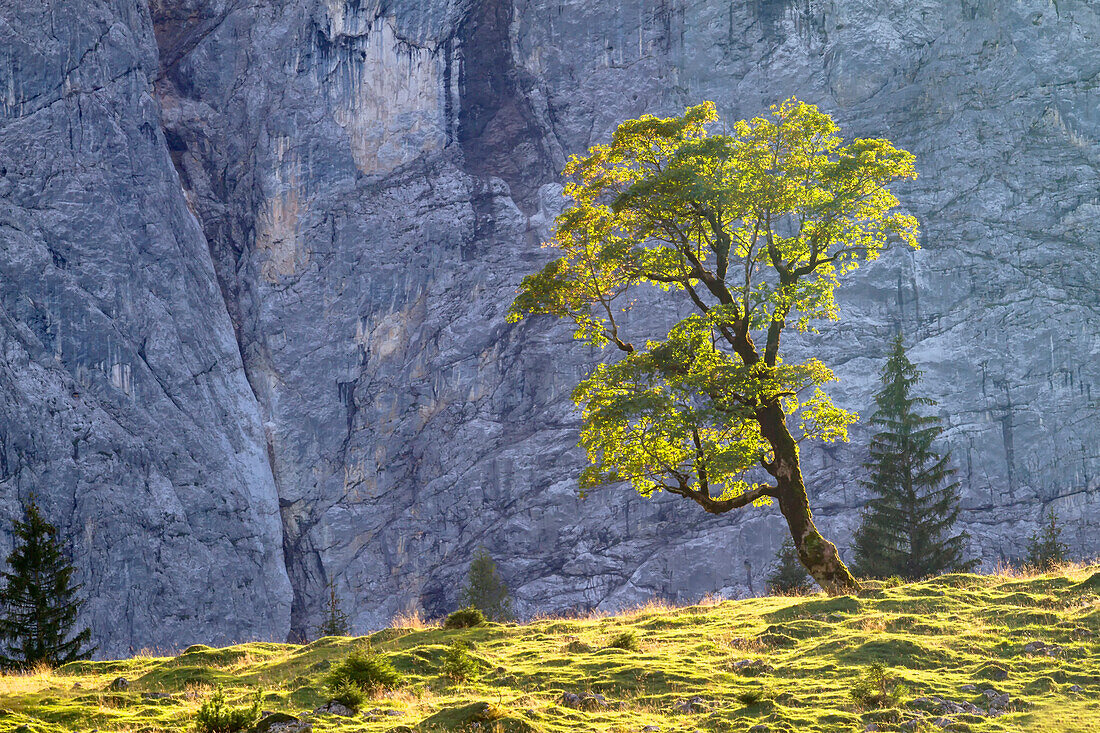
(0, 0), (290, 653)
(0, 0), (1097, 650)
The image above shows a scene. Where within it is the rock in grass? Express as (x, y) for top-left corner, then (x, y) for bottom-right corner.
(730, 659), (774, 675)
(108, 678), (129, 691)
(671, 697), (709, 714)
(982, 689), (1011, 710)
(252, 712), (311, 733)
(1022, 640), (1065, 657)
(910, 696), (983, 716)
(560, 691), (610, 710)
(313, 701), (355, 717)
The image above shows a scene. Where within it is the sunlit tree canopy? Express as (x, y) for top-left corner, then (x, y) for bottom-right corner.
(510, 99), (918, 591)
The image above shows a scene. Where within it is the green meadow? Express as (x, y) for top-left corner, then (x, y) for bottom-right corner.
(0, 565), (1096, 733)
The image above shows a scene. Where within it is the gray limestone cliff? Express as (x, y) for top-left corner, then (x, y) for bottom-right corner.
(0, 0), (1097, 652)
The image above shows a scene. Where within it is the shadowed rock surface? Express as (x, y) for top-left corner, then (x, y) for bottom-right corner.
(0, 0), (1097, 651)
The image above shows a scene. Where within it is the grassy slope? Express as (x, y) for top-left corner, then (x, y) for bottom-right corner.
(0, 566), (1096, 733)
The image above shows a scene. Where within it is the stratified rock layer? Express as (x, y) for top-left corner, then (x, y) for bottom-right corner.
(0, 0), (1097, 649)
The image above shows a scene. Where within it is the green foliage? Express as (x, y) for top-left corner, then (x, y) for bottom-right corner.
(509, 99), (917, 593)
(194, 687), (261, 733)
(767, 538), (815, 594)
(509, 99), (917, 506)
(1026, 510), (1070, 571)
(317, 581), (352, 638)
(848, 662), (906, 709)
(460, 548), (514, 621)
(323, 648), (402, 693)
(606, 630), (640, 651)
(439, 640), (479, 682)
(327, 680), (365, 711)
(443, 606), (486, 629)
(0, 497), (95, 669)
(851, 336), (975, 580)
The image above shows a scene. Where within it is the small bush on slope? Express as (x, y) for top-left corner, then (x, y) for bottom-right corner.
(606, 630), (640, 651)
(323, 648), (402, 694)
(849, 662), (907, 709)
(439, 641), (479, 682)
(444, 607), (486, 629)
(327, 679), (365, 711)
(195, 687), (260, 733)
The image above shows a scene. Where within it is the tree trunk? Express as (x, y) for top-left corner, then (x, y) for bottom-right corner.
(759, 404), (861, 595)
(777, 476), (860, 595)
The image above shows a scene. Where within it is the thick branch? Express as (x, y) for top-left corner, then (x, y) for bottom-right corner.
(763, 316), (784, 368)
(690, 485), (776, 515)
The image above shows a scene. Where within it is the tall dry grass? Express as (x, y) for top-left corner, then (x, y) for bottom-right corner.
(390, 608), (438, 630)
(0, 662), (57, 696)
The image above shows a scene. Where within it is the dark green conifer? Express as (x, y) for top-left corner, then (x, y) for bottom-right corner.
(767, 538), (814, 594)
(0, 497), (94, 668)
(317, 580), (351, 638)
(1025, 510), (1069, 571)
(851, 336), (974, 580)
(459, 548), (513, 621)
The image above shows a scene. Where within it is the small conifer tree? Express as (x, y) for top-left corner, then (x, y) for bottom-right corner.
(317, 581), (351, 637)
(459, 548), (513, 621)
(1025, 510), (1069, 571)
(0, 497), (94, 668)
(767, 538), (814, 594)
(851, 336), (974, 580)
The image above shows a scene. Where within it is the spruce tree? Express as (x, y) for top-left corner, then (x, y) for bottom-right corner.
(317, 581), (351, 638)
(0, 498), (94, 668)
(851, 336), (974, 580)
(767, 538), (814, 594)
(1025, 510), (1069, 571)
(459, 548), (513, 621)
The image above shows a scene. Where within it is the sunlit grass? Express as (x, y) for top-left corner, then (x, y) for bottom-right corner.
(0, 565), (1095, 732)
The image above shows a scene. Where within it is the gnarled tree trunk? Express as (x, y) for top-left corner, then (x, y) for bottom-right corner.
(759, 403), (861, 595)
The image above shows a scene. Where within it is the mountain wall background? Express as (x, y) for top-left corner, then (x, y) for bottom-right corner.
(0, 0), (1097, 654)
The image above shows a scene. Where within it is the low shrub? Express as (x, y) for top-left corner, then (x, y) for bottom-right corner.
(849, 662), (906, 709)
(328, 680), (366, 711)
(444, 607), (486, 629)
(195, 687), (261, 733)
(440, 641), (479, 682)
(324, 649), (402, 694)
(606, 630), (640, 651)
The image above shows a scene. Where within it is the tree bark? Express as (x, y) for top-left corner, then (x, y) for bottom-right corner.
(758, 403), (861, 595)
